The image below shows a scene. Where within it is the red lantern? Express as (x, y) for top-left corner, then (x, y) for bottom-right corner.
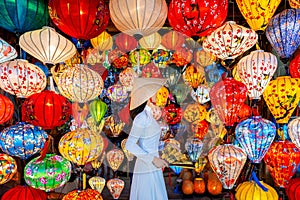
(290, 54), (300, 78)
(2, 185), (47, 200)
(168, 0), (228, 37)
(115, 33), (138, 52)
(171, 48), (193, 67)
(286, 178), (300, 200)
(162, 102), (183, 125)
(191, 119), (209, 140)
(161, 30), (186, 51)
(0, 94), (13, 125)
(142, 63), (162, 78)
(48, 0), (109, 40)
(108, 49), (129, 69)
(22, 90), (72, 130)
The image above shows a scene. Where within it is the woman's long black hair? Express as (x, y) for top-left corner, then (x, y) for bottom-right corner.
(129, 101), (147, 121)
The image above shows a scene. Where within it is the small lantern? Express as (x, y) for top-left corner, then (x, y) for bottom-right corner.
(62, 189), (103, 200)
(183, 103), (207, 123)
(129, 49), (151, 67)
(152, 49), (171, 68)
(91, 31), (113, 51)
(171, 48), (193, 67)
(156, 86), (169, 107)
(190, 85), (210, 104)
(106, 178), (125, 199)
(106, 149), (124, 172)
(0, 94), (14, 125)
(195, 48), (216, 67)
(106, 84), (129, 102)
(89, 176), (106, 194)
(142, 63), (162, 78)
(1, 185), (47, 200)
(182, 64), (206, 90)
(119, 67), (138, 91)
(191, 120), (209, 140)
(289, 54), (300, 78)
(288, 117), (300, 149)
(161, 65), (181, 86)
(0, 153), (17, 184)
(161, 30), (186, 51)
(171, 83), (190, 104)
(185, 138), (203, 162)
(89, 99), (108, 125)
(115, 33), (138, 52)
(139, 32), (162, 50)
(162, 102), (183, 125)
(289, 0), (300, 8)
(0, 38), (17, 63)
(108, 49), (129, 69)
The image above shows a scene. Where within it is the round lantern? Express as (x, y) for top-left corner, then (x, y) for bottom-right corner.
(89, 99), (107, 125)
(286, 178), (300, 200)
(289, 0), (300, 8)
(142, 63), (162, 78)
(263, 76), (300, 124)
(235, 116), (276, 163)
(195, 48), (216, 67)
(21, 90), (72, 130)
(0, 0), (49, 34)
(208, 144), (247, 189)
(106, 84), (129, 102)
(190, 85), (210, 104)
(109, 0), (168, 37)
(288, 117), (300, 149)
(129, 49), (151, 67)
(108, 49), (129, 69)
(162, 102), (183, 125)
(48, 0), (109, 40)
(0, 94), (14, 125)
(182, 65), (206, 90)
(1, 185), (47, 200)
(106, 149), (124, 172)
(19, 27), (77, 66)
(204, 62), (227, 86)
(59, 128), (104, 166)
(161, 30), (186, 51)
(0, 38), (17, 63)
(266, 9), (300, 61)
(56, 64), (104, 103)
(24, 154), (71, 192)
(191, 119), (209, 140)
(264, 140), (300, 188)
(71, 102), (89, 128)
(139, 32), (162, 50)
(152, 49), (171, 68)
(119, 67), (138, 91)
(0, 122), (48, 160)
(63, 189), (103, 200)
(183, 103), (207, 123)
(91, 31), (113, 51)
(156, 86), (169, 107)
(171, 47), (193, 67)
(0, 59), (47, 98)
(106, 178), (125, 199)
(0, 153), (17, 184)
(168, 0), (228, 37)
(290, 54), (300, 78)
(115, 33), (138, 52)
(89, 176), (106, 194)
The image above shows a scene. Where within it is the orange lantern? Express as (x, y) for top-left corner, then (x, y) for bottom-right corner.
(289, 0), (300, 8)
(91, 31), (113, 51)
(156, 86), (169, 107)
(191, 119), (209, 140)
(106, 178), (125, 199)
(0, 153), (17, 184)
(195, 48), (216, 67)
(171, 48), (193, 67)
(182, 64), (206, 90)
(62, 189), (103, 200)
(0, 94), (13, 125)
(161, 30), (186, 51)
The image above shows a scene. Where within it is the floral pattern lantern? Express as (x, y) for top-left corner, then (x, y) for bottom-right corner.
(191, 120), (209, 140)
(208, 144), (247, 189)
(0, 122), (48, 160)
(161, 30), (186, 51)
(119, 67), (138, 91)
(0, 59), (47, 98)
(185, 138), (203, 162)
(89, 99), (107, 125)
(106, 149), (124, 172)
(237, 50), (278, 100)
(108, 49), (129, 69)
(171, 47), (193, 67)
(91, 31), (113, 51)
(264, 140), (300, 188)
(289, 0), (300, 8)
(0, 38), (17, 63)
(288, 117), (300, 149)
(168, 0), (228, 37)
(139, 32), (162, 50)
(106, 178), (125, 199)
(182, 65), (206, 90)
(57, 64), (104, 103)
(89, 176), (106, 194)
(152, 49), (171, 68)
(63, 189), (103, 200)
(59, 128), (104, 166)
(235, 116), (276, 163)
(1, 185), (47, 200)
(106, 84), (129, 102)
(21, 90), (72, 130)
(24, 154), (71, 192)
(263, 76), (300, 124)
(0, 94), (14, 125)
(0, 153), (17, 184)
(171, 83), (190, 104)
(156, 86), (169, 107)
(289, 54), (300, 78)
(142, 63), (162, 78)
(162, 103), (183, 125)
(115, 33), (138, 52)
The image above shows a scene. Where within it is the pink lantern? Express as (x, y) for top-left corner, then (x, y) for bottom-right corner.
(106, 178), (125, 199)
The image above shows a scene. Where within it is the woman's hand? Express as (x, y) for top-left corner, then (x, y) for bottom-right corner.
(152, 156), (169, 168)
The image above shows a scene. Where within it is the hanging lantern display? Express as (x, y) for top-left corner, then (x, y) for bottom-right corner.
(119, 67), (138, 91)
(106, 149), (124, 172)
(171, 48), (193, 67)
(62, 189), (103, 200)
(19, 27), (76, 66)
(264, 140), (300, 188)
(139, 32), (162, 50)
(236, 0), (281, 31)
(0, 38), (17, 63)
(59, 128), (104, 166)
(263, 76), (300, 124)
(171, 83), (190, 104)
(205, 108), (226, 138)
(91, 31), (113, 51)
(89, 176), (106, 194)
(152, 49), (171, 68)
(89, 99), (107, 125)
(237, 50), (278, 100)
(0, 94), (13, 125)
(168, 0), (228, 37)
(0, 0), (49, 34)
(289, 0), (300, 8)
(129, 49), (151, 67)
(162, 102), (183, 125)
(208, 144), (247, 189)
(0, 122), (48, 160)
(195, 48), (216, 68)
(266, 9), (300, 61)
(115, 33), (138, 52)
(0, 59), (47, 98)
(156, 86), (169, 107)
(109, 0), (168, 37)
(24, 154), (71, 192)
(185, 138), (203, 162)
(183, 103), (207, 123)
(1, 185), (47, 200)
(48, 0), (109, 40)
(191, 120), (209, 140)
(106, 178), (125, 199)
(0, 153), (17, 185)
(182, 64), (206, 90)
(21, 90), (72, 130)
(106, 116), (126, 137)
(194, 156), (208, 174)
(161, 30), (186, 51)
(289, 54), (300, 78)
(108, 49), (129, 69)
(288, 117), (300, 149)
(235, 116), (276, 163)
(190, 85), (210, 104)
(106, 84), (129, 102)
(142, 63), (162, 78)
(56, 64), (104, 103)
(209, 77), (248, 127)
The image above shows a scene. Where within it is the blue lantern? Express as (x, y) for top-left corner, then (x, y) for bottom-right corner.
(204, 62), (227, 87)
(185, 138), (203, 162)
(170, 166), (183, 176)
(0, 122), (48, 160)
(266, 9), (300, 62)
(235, 116), (276, 163)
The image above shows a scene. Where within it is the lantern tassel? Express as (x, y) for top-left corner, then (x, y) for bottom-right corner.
(250, 171), (268, 192)
(36, 139), (49, 162)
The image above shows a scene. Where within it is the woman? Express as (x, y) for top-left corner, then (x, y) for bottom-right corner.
(126, 78), (169, 200)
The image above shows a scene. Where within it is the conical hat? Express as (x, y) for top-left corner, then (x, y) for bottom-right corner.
(130, 78), (167, 110)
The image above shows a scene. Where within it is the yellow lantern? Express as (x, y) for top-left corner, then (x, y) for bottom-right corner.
(90, 31), (113, 51)
(289, 0), (300, 8)
(263, 76), (300, 124)
(89, 176), (106, 194)
(182, 64), (206, 90)
(156, 86), (169, 107)
(139, 32), (162, 50)
(195, 48), (216, 67)
(183, 103), (207, 123)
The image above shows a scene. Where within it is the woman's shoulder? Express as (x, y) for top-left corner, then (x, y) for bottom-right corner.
(133, 110), (152, 127)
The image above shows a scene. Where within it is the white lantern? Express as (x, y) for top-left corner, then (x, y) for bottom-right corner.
(0, 38), (17, 63)
(288, 117), (300, 149)
(139, 32), (162, 50)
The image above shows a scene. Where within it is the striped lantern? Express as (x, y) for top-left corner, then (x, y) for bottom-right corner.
(288, 117), (300, 149)
(115, 33), (138, 52)
(195, 48), (216, 68)
(0, 153), (17, 184)
(139, 32), (162, 50)
(91, 31), (113, 51)
(161, 30), (186, 51)
(1, 185), (47, 200)
(0, 38), (17, 63)
(89, 99), (108, 124)
(0, 94), (14, 125)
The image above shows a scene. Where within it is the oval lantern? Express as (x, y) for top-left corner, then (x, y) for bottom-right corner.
(62, 189), (103, 200)
(91, 31), (113, 51)
(119, 67), (138, 91)
(183, 103), (207, 123)
(89, 99), (107, 125)
(0, 122), (48, 160)
(19, 27), (77, 66)
(204, 62), (227, 87)
(264, 140), (300, 188)
(24, 154), (71, 192)
(59, 128), (104, 166)
(106, 84), (129, 102)
(182, 65), (206, 90)
(195, 48), (216, 68)
(185, 138), (204, 162)
(0, 38), (17, 63)
(106, 178), (125, 199)
(162, 103), (183, 125)
(108, 49), (129, 69)
(168, 0), (228, 37)
(161, 30), (186, 51)
(129, 49), (151, 67)
(208, 144), (247, 189)
(263, 76), (300, 124)
(235, 116), (276, 163)
(21, 90), (72, 130)
(288, 117), (300, 149)
(0, 94), (14, 125)
(289, 0), (300, 8)
(139, 32), (162, 50)
(152, 49), (171, 69)
(0, 59), (47, 98)
(156, 86), (169, 107)
(106, 148), (124, 172)
(142, 63), (162, 78)
(48, 0), (109, 40)
(56, 64), (104, 103)
(0, 153), (17, 185)
(0, 0), (49, 34)
(289, 54), (300, 78)
(191, 119), (209, 140)
(190, 85), (210, 104)
(237, 50), (278, 100)
(89, 176), (106, 194)
(71, 102), (89, 128)
(1, 185), (47, 200)
(266, 9), (300, 61)
(235, 0), (281, 31)
(115, 33), (138, 52)
(171, 47), (193, 67)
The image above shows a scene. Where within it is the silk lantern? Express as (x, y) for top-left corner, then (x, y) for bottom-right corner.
(195, 48), (216, 67)
(288, 117), (300, 149)
(0, 38), (17, 63)
(62, 189), (103, 200)
(19, 27), (77, 66)
(24, 154), (71, 192)
(91, 31), (113, 51)
(119, 67), (138, 91)
(161, 30), (186, 51)
(286, 178), (300, 200)
(71, 102), (89, 128)
(59, 128), (104, 166)
(0, 94), (13, 125)
(266, 9), (300, 62)
(89, 176), (106, 194)
(0, 122), (48, 160)
(235, 116), (276, 163)
(182, 65), (206, 90)
(264, 140), (300, 188)
(106, 178), (125, 199)
(106, 149), (124, 172)
(171, 83), (190, 104)
(1, 185), (47, 200)
(171, 47), (193, 67)
(183, 103), (207, 123)
(115, 33), (138, 52)
(190, 85), (210, 104)
(0, 0), (49, 34)
(108, 49), (129, 69)
(22, 90), (72, 130)
(0, 59), (47, 98)
(236, 0), (281, 31)
(161, 65), (181, 86)
(109, 0), (168, 37)
(168, 0), (228, 37)
(185, 138), (204, 162)
(89, 99), (107, 125)
(129, 49), (151, 67)
(139, 32), (162, 50)
(0, 153), (17, 184)
(106, 84), (129, 102)
(263, 76), (300, 124)
(191, 119), (209, 140)
(290, 54), (300, 78)
(208, 144), (247, 189)
(237, 50), (278, 100)
(48, 0), (109, 40)
(289, 0), (300, 8)
(152, 49), (171, 68)
(204, 62), (227, 86)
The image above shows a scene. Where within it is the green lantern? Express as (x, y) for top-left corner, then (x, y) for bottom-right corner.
(89, 99), (108, 124)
